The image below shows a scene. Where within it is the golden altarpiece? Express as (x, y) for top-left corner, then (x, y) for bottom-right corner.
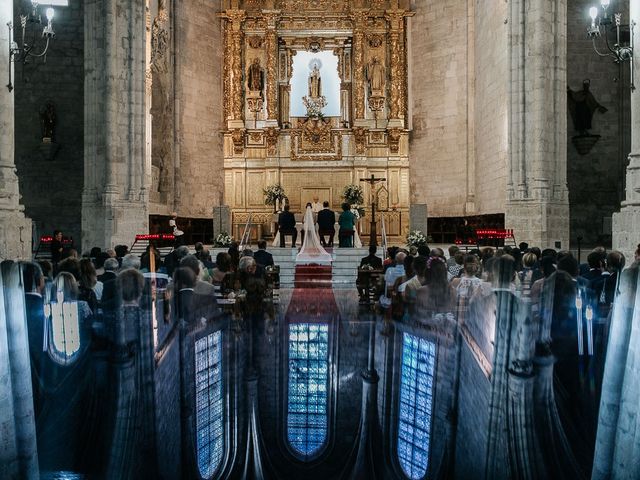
(221, 0), (412, 243)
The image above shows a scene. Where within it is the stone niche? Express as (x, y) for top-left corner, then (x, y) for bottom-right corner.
(221, 1), (413, 244)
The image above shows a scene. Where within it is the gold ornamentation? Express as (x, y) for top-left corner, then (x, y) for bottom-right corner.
(291, 118), (343, 160)
(351, 10), (369, 120)
(305, 37), (325, 52)
(232, 129), (245, 154)
(387, 127), (401, 153)
(353, 127), (367, 154)
(386, 9), (407, 120)
(265, 127), (279, 156)
(367, 33), (384, 48)
(222, 8), (246, 121)
(278, 0), (349, 12)
(265, 26), (278, 120)
(247, 36), (264, 48)
(249, 131), (263, 143)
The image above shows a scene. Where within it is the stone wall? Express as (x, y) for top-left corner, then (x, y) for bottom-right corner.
(171, 0), (225, 218)
(473, 0), (508, 216)
(409, 0), (469, 217)
(567, 0), (630, 248)
(13, 0), (84, 246)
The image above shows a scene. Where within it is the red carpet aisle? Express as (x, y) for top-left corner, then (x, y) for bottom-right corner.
(285, 265), (340, 322)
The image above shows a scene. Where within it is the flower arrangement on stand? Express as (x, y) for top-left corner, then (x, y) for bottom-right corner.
(214, 232), (233, 248)
(263, 184), (288, 213)
(342, 184), (365, 218)
(406, 230), (431, 249)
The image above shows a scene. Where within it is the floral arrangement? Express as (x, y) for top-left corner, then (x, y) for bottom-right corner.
(214, 232), (233, 248)
(263, 184), (287, 210)
(342, 184), (364, 206)
(406, 230), (430, 249)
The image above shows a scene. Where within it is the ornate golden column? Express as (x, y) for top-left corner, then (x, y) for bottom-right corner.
(222, 8), (246, 126)
(263, 10), (280, 123)
(351, 10), (369, 122)
(386, 7), (407, 125)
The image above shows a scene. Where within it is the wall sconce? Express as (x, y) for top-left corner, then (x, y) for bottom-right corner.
(587, 0), (635, 90)
(6, 0), (68, 92)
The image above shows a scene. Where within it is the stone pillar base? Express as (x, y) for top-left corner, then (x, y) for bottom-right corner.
(0, 212), (32, 260)
(82, 201), (148, 252)
(505, 200), (569, 250)
(612, 206), (640, 260)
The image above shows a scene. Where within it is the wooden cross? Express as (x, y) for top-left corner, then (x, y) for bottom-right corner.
(359, 174), (386, 248)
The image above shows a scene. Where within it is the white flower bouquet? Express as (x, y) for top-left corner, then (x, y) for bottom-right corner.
(214, 232), (233, 247)
(406, 230), (430, 249)
(342, 184), (364, 206)
(263, 184), (287, 207)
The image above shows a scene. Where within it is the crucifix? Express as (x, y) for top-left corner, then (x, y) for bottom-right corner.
(360, 174), (386, 248)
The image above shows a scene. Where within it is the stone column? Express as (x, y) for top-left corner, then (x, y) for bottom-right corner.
(82, 0), (149, 251)
(0, 263), (39, 479)
(351, 10), (368, 124)
(264, 10), (279, 124)
(386, 8), (407, 127)
(612, 2), (640, 259)
(0, 1), (32, 260)
(504, 0), (569, 250)
(222, 8), (246, 129)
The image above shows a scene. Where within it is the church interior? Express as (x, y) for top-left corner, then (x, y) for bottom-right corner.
(2, 0), (640, 479)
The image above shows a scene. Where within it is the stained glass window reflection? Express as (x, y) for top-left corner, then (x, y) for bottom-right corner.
(47, 301), (81, 365)
(287, 323), (329, 458)
(398, 333), (436, 479)
(195, 331), (224, 478)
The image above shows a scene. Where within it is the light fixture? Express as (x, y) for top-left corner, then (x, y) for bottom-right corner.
(587, 0), (635, 90)
(5, 0), (65, 92)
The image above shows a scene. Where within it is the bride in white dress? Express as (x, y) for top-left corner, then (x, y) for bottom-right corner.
(296, 204), (332, 265)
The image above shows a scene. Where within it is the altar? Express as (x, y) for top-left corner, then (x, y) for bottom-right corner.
(221, 1), (412, 245)
(270, 213), (362, 248)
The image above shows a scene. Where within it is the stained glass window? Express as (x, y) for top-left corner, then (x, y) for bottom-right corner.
(397, 333), (436, 480)
(47, 301), (81, 365)
(195, 330), (224, 479)
(287, 323), (329, 459)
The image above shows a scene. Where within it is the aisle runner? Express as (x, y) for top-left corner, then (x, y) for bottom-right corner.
(285, 265), (339, 322)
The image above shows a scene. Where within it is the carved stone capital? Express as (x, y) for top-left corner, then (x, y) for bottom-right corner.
(353, 127), (368, 155)
(387, 127), (402, 153)
(232, 129), (245, 154)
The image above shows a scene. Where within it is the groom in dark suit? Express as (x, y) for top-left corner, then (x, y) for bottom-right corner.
(317, 201), (335, 247)
(278, 204), (297, 247)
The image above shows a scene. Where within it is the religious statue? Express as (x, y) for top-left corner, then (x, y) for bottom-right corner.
(302, 59), (327, 117)
(39, 101), (56, 141)
(308, 63), (322, 98)
(366, 56), (385, 97)
(567, 79), (607, 136)
(247, 58), (264, 98)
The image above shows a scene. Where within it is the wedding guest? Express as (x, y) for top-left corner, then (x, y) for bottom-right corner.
(338, 203), (356, 248)
(278, 204), (297, 248)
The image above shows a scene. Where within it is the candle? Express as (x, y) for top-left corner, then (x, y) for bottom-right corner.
(575, 289), (584, 356)
(585, 305), (594, 356)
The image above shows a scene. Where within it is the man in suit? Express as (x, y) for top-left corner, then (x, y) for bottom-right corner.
(254, 240), (274, 268)
(360, 245), (383, 269)
(278, 204), (298, 247)
(317, 201), (336, 247)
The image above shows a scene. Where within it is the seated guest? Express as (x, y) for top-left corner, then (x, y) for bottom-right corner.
(254, 240), (274, 268)
(338, 203), (356, 248)
(404, 256), (427, 311)
(417, 244), (430, 259)
(228, 241), (240, 270)
(317, 201), (336, 247)
(180, 255), (220, 319)
(592, 250), (625, 315)
(360, 245), (383, 269)
(384, 251), (407, 289)
(57, 257), (81, 282)
(141, 243), (162, 272)
(172, 267), (196, 323)
(100, 258), (119, 312)
(278, 204), (298, 247)
(212, 252), (232, 284)
(581, 250), (606, 285)
(121, 253), (141, 270)
(117, 268), (145, 308)
(446, 245), (460, 269)
(238, 256), (266, 315)
(451, 254), (483, 299)
(78, 258), (99, 312)
(415, 257), (457, 319)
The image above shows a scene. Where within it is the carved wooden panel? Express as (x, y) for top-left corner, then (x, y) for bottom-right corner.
(247, 171), (266, 207)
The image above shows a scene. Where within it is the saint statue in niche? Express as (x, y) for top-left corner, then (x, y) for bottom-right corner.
(308, 60), (322, 98)
(366, 56), (385, 97)
(39, 101), (56, 141)
(567, 79), (607, 136)
(247, 58), (264, 98)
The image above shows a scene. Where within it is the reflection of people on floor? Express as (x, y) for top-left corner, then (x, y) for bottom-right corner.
(338, 203), (356, 247)
(278, 204), (297, 248)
